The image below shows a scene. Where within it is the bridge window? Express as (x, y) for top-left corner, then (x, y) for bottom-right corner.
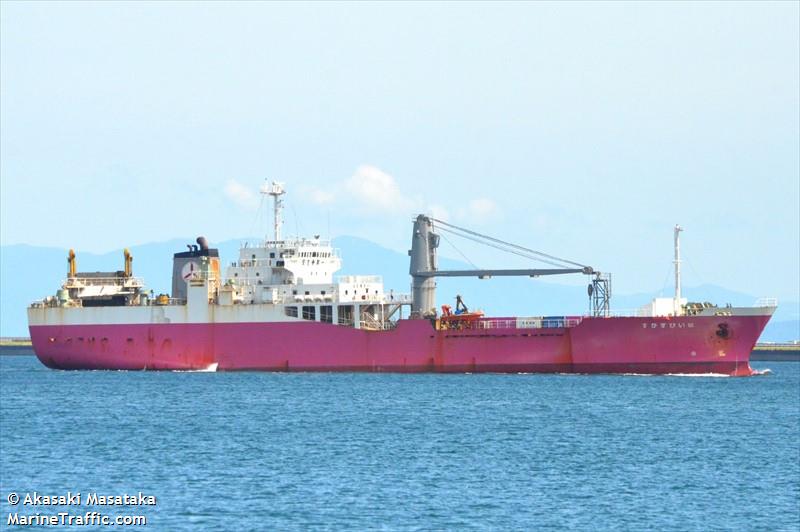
(302, 306), (316, 320)
(321, 306), (332, 323)
(285, 306), (298, 318)
(338, 305), (354, 326)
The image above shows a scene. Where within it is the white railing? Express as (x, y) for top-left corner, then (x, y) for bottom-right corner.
(337, 275), (383, 284)
(468, 317), (584, 330)
(601, 308), (653, 318)
(755, 297), (778, 308)
(228, 277), (297, 286)
(182, 272), (220, 283)
(262, 237), (335, 248)
(473, 319), (516, 329)
(601, 298), (781, 317)
(64, 276), (145, 288)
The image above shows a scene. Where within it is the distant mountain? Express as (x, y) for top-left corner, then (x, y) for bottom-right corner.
(2, 237), (797, 342)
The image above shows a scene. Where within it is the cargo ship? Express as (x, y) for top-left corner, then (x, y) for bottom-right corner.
(28, 182), (776, 375)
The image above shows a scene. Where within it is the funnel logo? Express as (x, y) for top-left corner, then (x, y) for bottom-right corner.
(181, 261), (201, 282)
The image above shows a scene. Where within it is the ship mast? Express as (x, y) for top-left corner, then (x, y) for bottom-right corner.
(262, 181), (286, 241)
(674, 224), (683, 316)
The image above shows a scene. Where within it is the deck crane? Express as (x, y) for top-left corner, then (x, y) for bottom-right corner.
(408, 215), (611, 318)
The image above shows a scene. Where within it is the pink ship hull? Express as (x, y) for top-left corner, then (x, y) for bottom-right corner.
(29, 314), (771, 376)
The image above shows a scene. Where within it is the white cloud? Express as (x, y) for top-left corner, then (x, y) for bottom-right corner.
(468, 197), (497, 219)
(224, 180), (259, 210)
(344, 165), (414, 213)
(427, 204), (451, 221)
(293, 166), (499, 229)
(299, 185), (336, 206)
(310, 188), (336, 205)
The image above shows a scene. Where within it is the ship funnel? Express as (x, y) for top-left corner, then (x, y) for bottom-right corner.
(171, 240), (220, 302)
(67, 249), (77, 278)
(124, 248), (133, 277)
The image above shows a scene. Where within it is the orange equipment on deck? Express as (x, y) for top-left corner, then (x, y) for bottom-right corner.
(440, 295), (484, 330)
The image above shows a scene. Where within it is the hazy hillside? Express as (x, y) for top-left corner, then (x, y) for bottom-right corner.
(2, 237), (797, 342)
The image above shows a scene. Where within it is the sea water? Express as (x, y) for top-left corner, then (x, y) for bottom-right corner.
(1, 354), (798, 531)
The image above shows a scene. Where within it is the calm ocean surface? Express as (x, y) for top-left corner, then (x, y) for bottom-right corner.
(1, 354), (798, 531)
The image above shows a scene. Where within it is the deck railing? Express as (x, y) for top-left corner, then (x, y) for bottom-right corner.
(337, 275), (383, 284)
(755, 297), (778, 307)
(64, 276), (145, 288)
(463, 317), (585, 330)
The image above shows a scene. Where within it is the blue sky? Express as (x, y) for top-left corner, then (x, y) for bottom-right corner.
(1, 1), (798, 300)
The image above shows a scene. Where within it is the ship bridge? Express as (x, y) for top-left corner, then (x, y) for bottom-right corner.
(227, 236), (342, 288)
(209, 182), (412, 329)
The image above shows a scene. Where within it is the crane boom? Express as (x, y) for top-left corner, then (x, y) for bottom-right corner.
(414, 268), (591, 278)
(409, 214), (603, 317)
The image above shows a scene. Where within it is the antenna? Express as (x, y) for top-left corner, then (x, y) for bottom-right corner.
(291, 205), (300, 239)
(674, 224), (683, 316)
(261, 181), (285, 241)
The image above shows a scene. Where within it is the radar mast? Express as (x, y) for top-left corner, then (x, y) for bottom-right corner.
(674, 224), (683, 316)
(261, 181), (286, 241)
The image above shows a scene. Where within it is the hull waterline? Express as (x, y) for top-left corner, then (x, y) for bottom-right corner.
(29, 314), (770, 376)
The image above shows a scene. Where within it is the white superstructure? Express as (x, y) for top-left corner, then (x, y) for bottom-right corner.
(30, 182), (412, 330)
(216, 181), (410, 327)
